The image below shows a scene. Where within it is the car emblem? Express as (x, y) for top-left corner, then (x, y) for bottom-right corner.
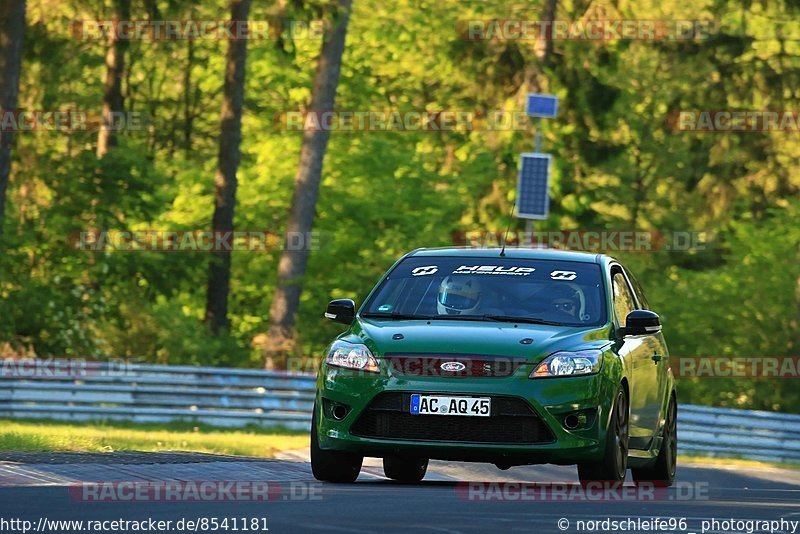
(440, 361), (466, 372)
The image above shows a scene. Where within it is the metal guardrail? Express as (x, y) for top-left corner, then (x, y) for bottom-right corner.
(678, 405), (800, 463)
(0, 361), (797, 462)
(0, 362), (317, 431)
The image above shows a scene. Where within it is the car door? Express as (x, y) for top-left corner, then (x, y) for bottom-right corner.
(610, 266), (659, 441)
(625, 266), (670, 438)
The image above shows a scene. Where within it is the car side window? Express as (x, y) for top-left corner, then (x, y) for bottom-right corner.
(612, 271), (637, 325)
(624, 267), (650, 310)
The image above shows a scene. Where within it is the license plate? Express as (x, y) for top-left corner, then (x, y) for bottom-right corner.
(409, 395), (491, 417)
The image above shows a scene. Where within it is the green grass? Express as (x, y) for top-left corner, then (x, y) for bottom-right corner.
(0, 419), (308, 458)
(3, 420), (796, 470)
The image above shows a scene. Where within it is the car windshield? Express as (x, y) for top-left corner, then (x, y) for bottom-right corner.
(362, 256), (607, 327)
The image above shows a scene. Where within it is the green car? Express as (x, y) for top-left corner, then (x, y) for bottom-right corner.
(311, 248), (677, 486)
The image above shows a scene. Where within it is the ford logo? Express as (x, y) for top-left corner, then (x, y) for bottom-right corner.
(440, 361), (466, 372)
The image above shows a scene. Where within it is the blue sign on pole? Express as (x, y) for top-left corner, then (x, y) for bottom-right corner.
(517, 93), (558, 224)
(525, 93), (559, 118)
(517, 153), (551, 220)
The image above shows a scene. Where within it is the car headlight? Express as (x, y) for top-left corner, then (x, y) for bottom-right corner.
(326, 340), (379, 373)
(530, 349), (603, 378)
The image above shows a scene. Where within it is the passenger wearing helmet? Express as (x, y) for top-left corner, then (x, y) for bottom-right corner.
(549, 284), (583, 319)
(437, 276), (482, 315)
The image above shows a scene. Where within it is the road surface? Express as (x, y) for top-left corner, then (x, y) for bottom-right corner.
(0, 450), (798, 533)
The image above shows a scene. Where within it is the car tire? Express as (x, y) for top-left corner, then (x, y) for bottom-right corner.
(632, 394), (677, 487)
(383, 456), (428, 483)
(310, 404), (362, 483)
(577, 386), (629, 487)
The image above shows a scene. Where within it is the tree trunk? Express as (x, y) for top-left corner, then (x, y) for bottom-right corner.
(204, 0), (251, 335)
(96, 0), (131, 158)
(183, 35), (195, 156)
(534, 0), (557, 67)
(263, 0), (353, 368)
(0, 0), (26, 238)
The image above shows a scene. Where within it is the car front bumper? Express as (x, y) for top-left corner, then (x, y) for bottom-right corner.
(315, 363), (616, 465)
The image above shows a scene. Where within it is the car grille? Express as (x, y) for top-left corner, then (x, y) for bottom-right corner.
(383, 353), (526, 378)
(350, 392), (555, 445)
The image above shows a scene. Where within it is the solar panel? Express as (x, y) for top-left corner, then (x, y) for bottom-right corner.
(526, 94), (559, 118)
(517, 153), (551, 219)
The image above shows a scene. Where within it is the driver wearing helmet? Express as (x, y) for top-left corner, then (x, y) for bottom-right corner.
(437, 276), (482, 316)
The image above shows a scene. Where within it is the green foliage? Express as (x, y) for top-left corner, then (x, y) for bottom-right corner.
(1, 0), (797, 411)
(632, 206), (800, 411)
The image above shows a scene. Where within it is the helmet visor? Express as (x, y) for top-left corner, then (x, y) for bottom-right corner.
(438, 287), (479, 310)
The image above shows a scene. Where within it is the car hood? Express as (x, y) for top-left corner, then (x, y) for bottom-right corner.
(347, 317), (612, 363)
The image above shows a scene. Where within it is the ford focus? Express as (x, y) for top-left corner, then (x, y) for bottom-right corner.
(311, 248), (676, 486)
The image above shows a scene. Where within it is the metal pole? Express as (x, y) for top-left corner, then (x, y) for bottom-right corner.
(525, 219), (534, 247)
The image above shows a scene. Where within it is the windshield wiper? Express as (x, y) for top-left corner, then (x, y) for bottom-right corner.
(361, 312), (434, 320)
(362, 312), (491, 322)
(361, 312), (566, 326)
(477, 314), (566, 326)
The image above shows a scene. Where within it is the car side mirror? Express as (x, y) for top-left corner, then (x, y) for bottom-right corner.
(325, 299), (356, 325)
(620, 309), (661, 337)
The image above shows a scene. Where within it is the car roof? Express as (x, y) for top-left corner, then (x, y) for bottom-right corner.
(407, 247), (608, 264)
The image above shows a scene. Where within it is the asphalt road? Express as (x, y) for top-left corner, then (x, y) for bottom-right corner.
(1, 453), (799, 534)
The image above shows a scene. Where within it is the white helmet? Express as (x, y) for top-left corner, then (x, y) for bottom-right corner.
(437, 276), (482, 315)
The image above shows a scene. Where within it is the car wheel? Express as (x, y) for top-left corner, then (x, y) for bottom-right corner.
(632, 394), (677, 487)
(383, 456), (428, 483)
(310, 404), (362, 483)
(577, 386), (629, 487)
